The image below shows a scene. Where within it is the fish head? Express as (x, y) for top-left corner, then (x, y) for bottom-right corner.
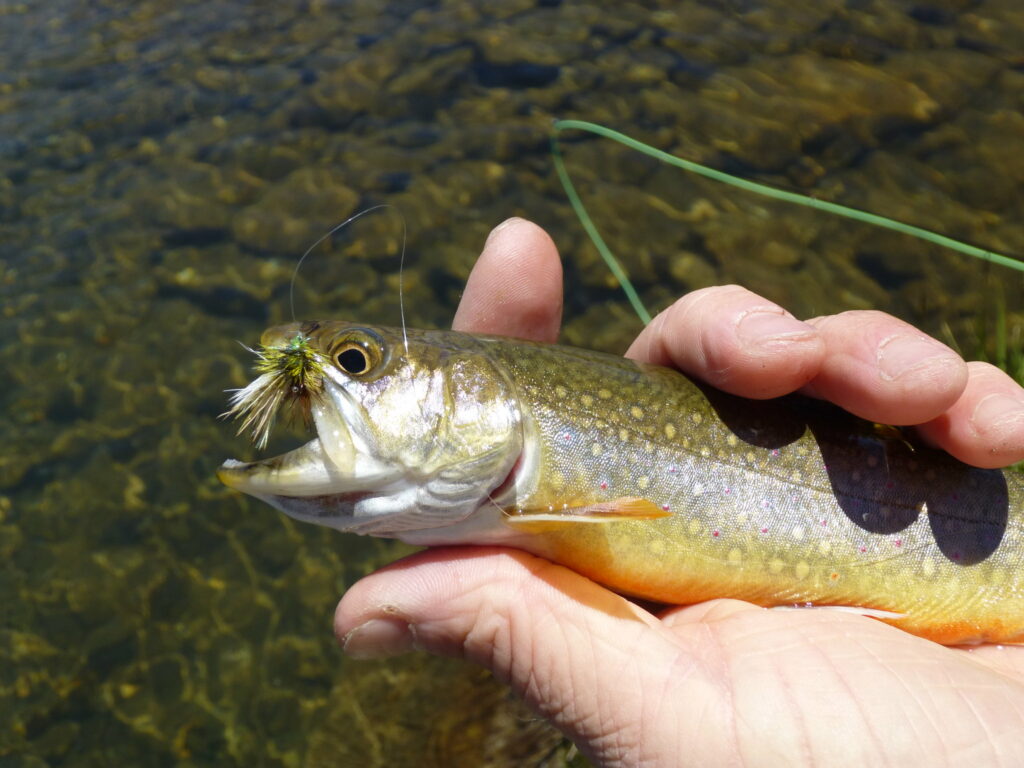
(218, 321), (523, 537)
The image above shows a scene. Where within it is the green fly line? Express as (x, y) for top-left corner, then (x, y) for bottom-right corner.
(551, 118), (1024, 326)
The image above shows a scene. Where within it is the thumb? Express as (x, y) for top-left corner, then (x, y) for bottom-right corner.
(334, 547), (729, 765)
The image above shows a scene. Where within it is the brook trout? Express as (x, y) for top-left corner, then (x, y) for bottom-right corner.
(218, 321), (1024, 645)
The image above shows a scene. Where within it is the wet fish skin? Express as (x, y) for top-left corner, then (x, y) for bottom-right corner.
(220, 322), (1024, 645)
(477, 332), (1024, 645)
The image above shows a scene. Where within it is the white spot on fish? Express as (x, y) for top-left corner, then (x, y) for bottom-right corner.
(792, 525), (805, 541)
(665, 423), (676, 439)
(598, 388), (612, 399)
(728, 548), (743, 564)
(727, 434), (738, 447)
(637, 475), (650, 490)
(795, 561), (810, 580)
(631, 405), (644, 419)
(591, 443), (602, 457)
(691, 412), (703, 425)
(769, 558), (784, 573)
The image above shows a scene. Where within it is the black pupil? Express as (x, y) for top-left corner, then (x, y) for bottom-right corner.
(337, 347), (368, 374)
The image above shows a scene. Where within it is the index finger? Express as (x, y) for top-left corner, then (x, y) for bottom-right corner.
(626, 285), (825, 399)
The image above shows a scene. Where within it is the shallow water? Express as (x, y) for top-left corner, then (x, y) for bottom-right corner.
(2, 0), (1023, 764)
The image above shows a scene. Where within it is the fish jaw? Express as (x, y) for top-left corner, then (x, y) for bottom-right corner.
(217, 442), (421, 534)
(217, 436), (398, 495)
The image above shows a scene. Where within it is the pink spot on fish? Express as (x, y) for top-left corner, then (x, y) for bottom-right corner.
(600, 481), (608, 490)
(712, 530), (720, 538)
(771, 449), (779, 457)
(820, 520), (827, 527)
(668, 466), (677, 473)
(563, 432), (572, 441)
(724, 488), (731, 495)
(760, 527), (768, 534)
(894, 539), (903, 548)
(886, 481), (894, 489)
(662, 504), (671, 511)
(859, 546), (867, 553)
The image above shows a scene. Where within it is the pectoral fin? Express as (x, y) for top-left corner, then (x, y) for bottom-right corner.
(503, 497), (670, 532)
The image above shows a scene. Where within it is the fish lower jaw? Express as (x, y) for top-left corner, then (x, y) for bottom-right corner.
(217, 437), (396, 497)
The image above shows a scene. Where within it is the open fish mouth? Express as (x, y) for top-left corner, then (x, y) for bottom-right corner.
(218, 382), (396, 499)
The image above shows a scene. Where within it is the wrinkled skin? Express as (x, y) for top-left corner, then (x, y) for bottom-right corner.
(336, 218), (1024, 766)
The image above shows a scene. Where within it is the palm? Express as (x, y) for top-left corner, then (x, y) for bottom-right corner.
(639, 600), (1024, 764)
(340, 547), (1024, 765)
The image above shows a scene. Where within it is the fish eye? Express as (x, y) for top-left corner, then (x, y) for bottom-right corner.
(335, 345), (368, 374)
(329, 328), (386, 377)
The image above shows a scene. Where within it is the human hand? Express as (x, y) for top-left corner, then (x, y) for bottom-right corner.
(336, 218), (1024, 765)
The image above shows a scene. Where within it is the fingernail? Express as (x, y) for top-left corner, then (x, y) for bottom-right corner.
(736, 309), (815, 345)
(971, 393), (1024, 432)
(485, 217), (524, 245)
(876, 334), (957, 381)
(341, 618), (415, 660)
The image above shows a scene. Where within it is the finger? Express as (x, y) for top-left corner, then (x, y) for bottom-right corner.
(625, 285), (824, 399)
(800, 311), (969, 425)
(452, 217), (562, 343)
(334, 547), (729, 765)
(915, 362), (1024, 468)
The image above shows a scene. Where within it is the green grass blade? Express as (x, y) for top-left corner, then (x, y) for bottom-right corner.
(550, 132), (653, 325)
(553, 118), (1024, 275)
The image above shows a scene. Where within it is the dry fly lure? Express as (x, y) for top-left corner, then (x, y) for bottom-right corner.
(223, 333), (326, 449)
